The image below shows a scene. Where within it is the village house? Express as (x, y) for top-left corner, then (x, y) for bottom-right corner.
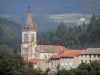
(49, 50), (83, 71)
(49, 48), (100, 71)
(77, 48), (100, 64)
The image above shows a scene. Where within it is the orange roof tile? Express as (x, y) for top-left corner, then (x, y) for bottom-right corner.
(25, 59), (44, 63)
(61, 50), (84, 57)
(50, 54), (62, 59)
(50, 50), (84, 59)
(56, 46), (68, 51)
(36, 45), (68, 53)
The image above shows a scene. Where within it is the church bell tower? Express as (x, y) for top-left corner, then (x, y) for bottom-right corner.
(21, 7), (37, 60)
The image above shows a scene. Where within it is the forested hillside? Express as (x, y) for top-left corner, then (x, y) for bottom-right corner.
(38, 15), (100, 49)
(0, 15), (100, 49)
(0, 17), (21, 48)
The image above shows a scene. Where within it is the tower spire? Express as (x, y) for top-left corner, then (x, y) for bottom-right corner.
(23, 7), (36, 30)
(26, 7), (33, 27)
(28, 6), (30, 12)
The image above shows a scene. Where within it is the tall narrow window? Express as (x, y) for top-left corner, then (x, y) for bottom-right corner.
(90, 55), (91, 58)
(85, 60), (87, 63)
(94, 55), (96, 58)
(89, 60), (91, 63)
(44, 55), (47, 59)
(31, 34), (34, 42)
(98, 55), (99, 58)
(81, 60), (83, 63)
(24, 34), (28, 43)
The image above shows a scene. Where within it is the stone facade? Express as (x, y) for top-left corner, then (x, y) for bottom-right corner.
(49, 48), (100, 71)
(59, 56), (79, 70)
(21, 9), (37, 60)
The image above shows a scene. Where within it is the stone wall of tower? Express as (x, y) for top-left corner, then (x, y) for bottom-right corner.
(22, 30), (36, 44)
(21, 8), (37, 60)
(21, 30), (37, 60)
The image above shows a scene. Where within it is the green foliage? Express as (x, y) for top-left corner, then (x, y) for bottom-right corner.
(0, 17), (21, 48)
(75, 61), (100, 75)
(44, 68), (50, 75)
(0, 45), (24, 75)
(0, 44), (50, 75)
(38, 15), (100, 49)
(0, 14), (100, 49)
(57, 68), (70, 75)
(57, 61), (100, 75)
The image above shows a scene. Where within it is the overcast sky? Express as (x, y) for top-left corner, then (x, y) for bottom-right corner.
(0, 0), (100, 15)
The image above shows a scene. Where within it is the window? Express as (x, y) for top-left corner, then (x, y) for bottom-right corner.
(94, 55), (96, 58)
(81, 60), (83, 63)
(85, 55), (87, 57)
(62, 63), (64, 66)
(89, 60), (91, 63)
(90, 55), (91, 58)
(70, 62), (72, 65)
(45, 55), (47, 59)
(24, 34), (28, 43)
(31, 34), (34, 42)
(51, 61), (53, 65)
(85, 60), (87, 63)
(81, 55), (83, 57)
(98, 55), (99, 58)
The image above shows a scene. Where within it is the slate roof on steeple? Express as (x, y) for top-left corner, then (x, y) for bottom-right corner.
(24, 7), (36, 29)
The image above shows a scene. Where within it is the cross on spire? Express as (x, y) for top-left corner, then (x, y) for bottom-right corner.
(28, 6), (30, 12)
(23, 7), (36, 30)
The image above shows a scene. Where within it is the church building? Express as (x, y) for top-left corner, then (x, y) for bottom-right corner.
(21, 8), (68, 61)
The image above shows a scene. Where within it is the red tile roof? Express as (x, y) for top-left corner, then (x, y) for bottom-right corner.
(50, 50), (84, 59)
(61, 50), (84, 57)
(25, 59), (44, 63)
(36, 45), (68, 53)
(56, 46), (68, 51)
(50, 54), (62, 59)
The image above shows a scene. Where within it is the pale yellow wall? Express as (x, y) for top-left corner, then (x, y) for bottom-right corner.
(60, 58), (74, 70)
(35, 51), (40, 59)
(39, 53), (57, 59)
(78, 54), (100, 64)
(38, 60), (47, 71)
(33, 54), (100, 71)
(49, 59), (60, 72)
(59, 54), (100, 70)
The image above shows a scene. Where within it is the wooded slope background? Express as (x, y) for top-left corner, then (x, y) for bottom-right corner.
(0, 15), (100, 49)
